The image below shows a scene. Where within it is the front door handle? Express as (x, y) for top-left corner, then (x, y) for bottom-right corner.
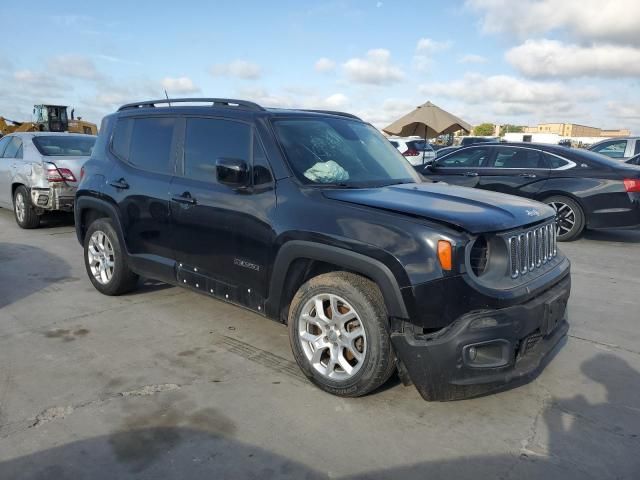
(109, 178), (129, 189)
(172, 192), (197, 205)
(463, 171), (478, 177)
(518, 173), (537, 178)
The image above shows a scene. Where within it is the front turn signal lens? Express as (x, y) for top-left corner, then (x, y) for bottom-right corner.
(438, 240), (452, 271)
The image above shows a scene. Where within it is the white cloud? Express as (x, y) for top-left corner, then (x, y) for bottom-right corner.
(414, 38), (451, 72)
(343, 49), (404, 85)
(322, 93), (349, 108)
(210, 60), (262, 79)
(506, 39), (640, 78)
(458, 54), (487, 64)
(416, 38), (451, 54)
(161, 76), (200, 94)
(420, 73), (599, 105)
(466, 0), (640, 46)
(14, 70), (63, 90)
(354, 98), (417, 127)
(47, 54), (102, 80)
(314, 57), (336, 73)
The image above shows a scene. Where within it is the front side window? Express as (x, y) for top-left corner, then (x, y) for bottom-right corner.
(592, 140), (628, 158)
(33, 136), (95, 156)
(634, 141), (640, 155)
(492, 148), (544, 168)
(183, 118), (251, 181)
(273, 118), (419, 186)
(437, 147), (490, 168)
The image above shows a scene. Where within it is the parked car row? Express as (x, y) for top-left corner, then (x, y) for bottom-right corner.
(416, 143), (640, 241)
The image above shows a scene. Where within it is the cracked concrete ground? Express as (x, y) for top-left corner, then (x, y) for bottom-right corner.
(0, 209), (638, 479)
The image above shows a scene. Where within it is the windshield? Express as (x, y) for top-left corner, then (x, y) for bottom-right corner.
(33, 136), (96, 156)
(272, 117), (420, 187)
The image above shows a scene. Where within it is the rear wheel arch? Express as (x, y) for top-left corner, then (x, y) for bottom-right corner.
(267, 240), (409, 324)
(75, 197), (125, 247)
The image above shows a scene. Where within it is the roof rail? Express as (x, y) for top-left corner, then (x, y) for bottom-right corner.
(299, 109), (362, 121)
(117, 98), (265, 112)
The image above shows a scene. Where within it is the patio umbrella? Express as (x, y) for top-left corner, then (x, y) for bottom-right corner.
(383, 101), (472, 138)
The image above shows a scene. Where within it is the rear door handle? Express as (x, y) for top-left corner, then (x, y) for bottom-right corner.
(463, 171), (478, 177)
(109, 178), (129, 189)
(518, 173), (537, 178)
(172, 192), (197, 205)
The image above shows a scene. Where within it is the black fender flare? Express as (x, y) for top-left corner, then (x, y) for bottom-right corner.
(267, 240), (409, 319)
(74, 196), (126, 248)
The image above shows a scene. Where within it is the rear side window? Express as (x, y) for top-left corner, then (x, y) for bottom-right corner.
(0, 136), (11, 157)
(2, 137), (22, 158)
(635, 141), (640, 155)
(493, 148), (544, 168)
(183, 118), (250, 181)
(112, 117), (176, 174)
(389, 141), (399, 148)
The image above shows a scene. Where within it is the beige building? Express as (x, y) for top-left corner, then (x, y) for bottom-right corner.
(523, 123), (630, 137)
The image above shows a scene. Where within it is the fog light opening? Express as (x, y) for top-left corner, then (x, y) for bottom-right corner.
(464, 340), (510, 368)
(37, 195), (49, 206)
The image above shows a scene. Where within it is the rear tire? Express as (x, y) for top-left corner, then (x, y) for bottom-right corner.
(544, 195), (585, 242)
(84, 218), (139, 295)
(288, 272), (395, 397)
(13, 185), (40, 229)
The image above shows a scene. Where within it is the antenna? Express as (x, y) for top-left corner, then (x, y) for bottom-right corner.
(164, 90), (171, 107)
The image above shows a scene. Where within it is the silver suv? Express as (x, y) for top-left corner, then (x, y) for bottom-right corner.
(588, 137), (640, 160)
(0, 132), (96, 228)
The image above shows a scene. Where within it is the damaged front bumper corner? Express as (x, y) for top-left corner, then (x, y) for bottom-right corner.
(392, 273), (571, 401)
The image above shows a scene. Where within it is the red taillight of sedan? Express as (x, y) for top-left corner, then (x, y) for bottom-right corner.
(47, 167), (77, 183)
(403, 149), (420, 157)
(623, 179), (640, 192)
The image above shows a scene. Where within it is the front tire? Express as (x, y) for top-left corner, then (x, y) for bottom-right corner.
(288, 272), (395, 397)
(545, 195), (585, 242)
(84, 218), (139, 295)
(13, 185), (40, 229)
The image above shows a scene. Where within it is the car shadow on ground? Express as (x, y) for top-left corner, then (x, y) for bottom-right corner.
(0, 242), (72, 309)
(582, 229), (640, 243)
(0, 353), (637, 479)
(38, 212), (75, 228)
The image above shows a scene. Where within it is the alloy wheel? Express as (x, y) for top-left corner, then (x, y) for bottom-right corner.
(87, 231), (115, 285)
(14, 192), (25, 223)
(549, 201), (576, 237)
(298, 293), (367, 380)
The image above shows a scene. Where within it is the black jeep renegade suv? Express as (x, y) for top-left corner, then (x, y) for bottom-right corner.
(75, 98), (570, 401)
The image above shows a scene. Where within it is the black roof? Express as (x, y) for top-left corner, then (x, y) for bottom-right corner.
(117, 98), (362, 121)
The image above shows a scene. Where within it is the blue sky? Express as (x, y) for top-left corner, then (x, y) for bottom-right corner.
(1, 0), (639, 132)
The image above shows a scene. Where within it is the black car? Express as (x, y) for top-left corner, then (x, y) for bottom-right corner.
(74, 98), (570, 401)
(626, 154), (640, 166)
(418, 143), (640, 241)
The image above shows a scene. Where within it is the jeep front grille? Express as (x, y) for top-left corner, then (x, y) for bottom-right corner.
(508, 222), (556, 278)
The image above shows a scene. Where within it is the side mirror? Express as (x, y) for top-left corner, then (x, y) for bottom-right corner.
(423, 159), (436, 172)
(216, 157), (250, 189)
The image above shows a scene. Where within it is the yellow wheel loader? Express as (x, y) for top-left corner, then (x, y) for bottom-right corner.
(0, 105), (97, 137)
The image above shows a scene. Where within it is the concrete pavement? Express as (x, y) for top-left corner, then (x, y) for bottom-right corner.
(0, 209), (638, 479)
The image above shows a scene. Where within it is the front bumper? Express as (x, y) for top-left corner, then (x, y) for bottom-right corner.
(392, 273), (570, 401)
(30, 185), (76, 212)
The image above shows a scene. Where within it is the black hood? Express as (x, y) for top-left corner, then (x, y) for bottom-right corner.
(323, 183), (555, 234)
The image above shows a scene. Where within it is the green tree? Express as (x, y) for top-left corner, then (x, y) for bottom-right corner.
(500, 124), (524, 135)
(473, 123), (495, 136)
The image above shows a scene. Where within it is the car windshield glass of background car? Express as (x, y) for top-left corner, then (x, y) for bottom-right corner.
(273, 118), (420, 186)
(33, 136), (96, 156)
